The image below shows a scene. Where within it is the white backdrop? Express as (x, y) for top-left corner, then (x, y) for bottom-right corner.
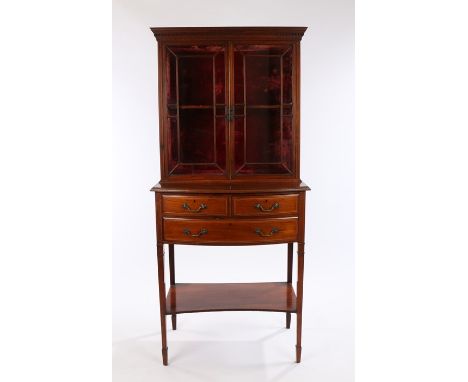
(113, 0), (354, 381)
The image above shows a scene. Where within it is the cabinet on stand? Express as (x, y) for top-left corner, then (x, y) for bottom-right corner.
(150, 27), (309, 365)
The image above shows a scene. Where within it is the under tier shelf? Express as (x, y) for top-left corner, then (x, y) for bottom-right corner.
(166, 282), (296, 314)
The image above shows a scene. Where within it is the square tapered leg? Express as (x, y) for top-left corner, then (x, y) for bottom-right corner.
(157, 244), (168, 365)
(296, 243), (304, 363)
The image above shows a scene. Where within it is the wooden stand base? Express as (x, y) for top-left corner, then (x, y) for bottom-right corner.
(156, 241), (306, 365)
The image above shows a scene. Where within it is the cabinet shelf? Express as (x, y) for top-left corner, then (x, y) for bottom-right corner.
(166, 282), (297, 314)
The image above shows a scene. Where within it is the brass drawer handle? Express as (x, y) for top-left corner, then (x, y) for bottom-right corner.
(254, 202), (280, 212)
(182, 202), (207, 213)
(255, 227), (279, 237)
(183, 228), (208, 237)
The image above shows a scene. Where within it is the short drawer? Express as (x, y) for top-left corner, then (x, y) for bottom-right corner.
(163, 217), (298, 244)
(162, 195), (228, 216)
(232, 194), (298, 217)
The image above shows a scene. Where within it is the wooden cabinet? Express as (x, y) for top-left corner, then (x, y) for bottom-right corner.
(151, 27), (309, 366)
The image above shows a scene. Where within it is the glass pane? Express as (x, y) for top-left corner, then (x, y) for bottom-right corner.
(245, 55), (281, 105)
(233, 45), (294, 175)
(237, 163), (290, 174)
(179, 109), (214, 163)
(234, 45), (288, 55)
(167, 117), (178, 172)
(165, 45), (226, 176)
(245, 109), (281, 163)
(283, 104), (293, 116)
(215, 53), (225, 104)
(234, 117), (244, 173)
(234, 52), (244, 104)
(215, 117), (226, 169)
(166, 51), (177, 105)
(178, 56), (213, 105)
(282, 116), (293, 172)
(282, 49), (293, 104)
(171, 164), (223, 175)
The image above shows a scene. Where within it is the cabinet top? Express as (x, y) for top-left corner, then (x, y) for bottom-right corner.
(151, 26), (307, 42)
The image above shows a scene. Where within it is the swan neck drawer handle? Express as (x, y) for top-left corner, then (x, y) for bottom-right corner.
(254, 202), (279, 212)
(183, 228), (208, 237)
(255, 227), (280, 237)
(182, 202), (207, 213)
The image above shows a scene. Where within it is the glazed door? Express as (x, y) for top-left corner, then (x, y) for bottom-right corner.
(164, 44), (228, 177)
(231, 44), (295, 176)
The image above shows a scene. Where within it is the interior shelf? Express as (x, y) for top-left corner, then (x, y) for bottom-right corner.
(166, 282), (297, 314)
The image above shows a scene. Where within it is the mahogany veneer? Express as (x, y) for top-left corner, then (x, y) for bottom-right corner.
(166, 282), (297, 314)
(162, 195), (228, 216)
(151, 27), (309, 366)
(163, 217), (298, 245)
(232, 194), (299, 217)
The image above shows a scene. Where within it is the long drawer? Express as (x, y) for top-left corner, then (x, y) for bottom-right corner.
(163, 217), (298, 244)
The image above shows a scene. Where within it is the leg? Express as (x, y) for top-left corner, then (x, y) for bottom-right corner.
(157, 244), (168, 365)
(296, 243), (305, 363)
(168, 244), (176, 330)
(286, 243), (293, 329)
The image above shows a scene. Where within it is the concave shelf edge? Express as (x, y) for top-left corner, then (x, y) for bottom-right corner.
(165, 282), (297, 315)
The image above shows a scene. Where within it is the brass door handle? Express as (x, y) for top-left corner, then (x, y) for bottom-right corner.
(254, 202), (279, 212)
(182, 202), (207, 213)
(183, 228), (208, 237)
(254, 227), (279, 237)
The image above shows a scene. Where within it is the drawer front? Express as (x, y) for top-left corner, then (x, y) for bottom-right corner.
(162, 195), (228, 216)
(163, 218), (298, 244)
(232, 194), (298, 217)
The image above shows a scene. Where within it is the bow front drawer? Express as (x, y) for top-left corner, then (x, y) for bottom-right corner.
(232, 194), (298, 217)
(162, 195), (228, 216)
(163, 218), (298, 244)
